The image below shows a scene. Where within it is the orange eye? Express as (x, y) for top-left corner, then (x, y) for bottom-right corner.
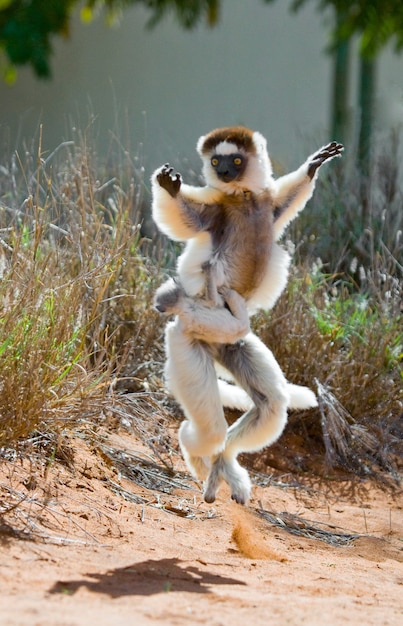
(211, 157), (219, 167)
(233, 157), (242, 166)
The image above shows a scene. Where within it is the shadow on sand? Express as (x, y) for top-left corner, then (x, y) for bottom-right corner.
(48, 557), (247, 597)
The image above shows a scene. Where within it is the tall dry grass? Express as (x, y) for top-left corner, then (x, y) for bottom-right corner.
(288, 130), (403, 279)
(253, 134), (402, 480)
(0, 126), (401, 486)
(0, 127), (165, 450)
(253, 264), (402, 480)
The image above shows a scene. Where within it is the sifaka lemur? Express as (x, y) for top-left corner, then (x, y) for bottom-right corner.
(151, 126), (343, 504)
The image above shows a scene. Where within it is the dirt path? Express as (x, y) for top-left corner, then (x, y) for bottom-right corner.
(0, 431), (402, 626)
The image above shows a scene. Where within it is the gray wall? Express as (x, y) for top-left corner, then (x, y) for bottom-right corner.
(1, 0), (402, 178)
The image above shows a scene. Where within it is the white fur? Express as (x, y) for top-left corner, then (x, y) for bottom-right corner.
(217, 378), (317, 412)
(247, 243), (291, 314)
(197, 133), (274, 196)
(273, 166), (315, 240)
(213, 141), (239, 156)
(164, 319), (227, 480)
(150, 176), (221, 241)
(217, 379), (254, 410)
(208, 331), (290, 504)
(165, 323), (291, 504)
(177, 232), (213, 297)
(165, 286), (250, 344)
(221, 332), (290, 456)
(163, 300), (317, 503)
(287, 384), (318, 410)
(152, 134), (319, 313)
(151, 129), (334, 504)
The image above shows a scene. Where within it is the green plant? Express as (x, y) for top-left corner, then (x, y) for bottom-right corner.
(0, 125), (165, 447)
(287, 131), (403, 282)
(252, 262), (402, 479)
(0, 125), (401, 488)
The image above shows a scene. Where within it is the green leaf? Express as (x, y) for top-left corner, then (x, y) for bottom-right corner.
(80, 6), (93, 23)
(4, 63), (17, 84)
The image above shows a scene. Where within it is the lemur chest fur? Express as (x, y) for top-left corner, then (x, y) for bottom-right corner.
(207, 191), (274, 298)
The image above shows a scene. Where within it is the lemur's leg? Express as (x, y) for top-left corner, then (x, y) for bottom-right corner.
(203, 332), (290, 504)
(201, 259), (222, 307)
(164, 318), (227, 480)
(155, 278), (250, 344)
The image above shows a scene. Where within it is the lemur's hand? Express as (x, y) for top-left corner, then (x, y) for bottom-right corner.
(222, 287), (248, 315)
(307, 142), (344, 180)
(156, 163), (182, 197)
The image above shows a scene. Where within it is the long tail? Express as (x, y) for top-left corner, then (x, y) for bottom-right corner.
(218, 379), (317, 411)
(286, 383), (318, 409)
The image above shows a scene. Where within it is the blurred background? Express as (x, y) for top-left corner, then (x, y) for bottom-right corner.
(1, 0), (402, 175)
(0, 1), (401, 498)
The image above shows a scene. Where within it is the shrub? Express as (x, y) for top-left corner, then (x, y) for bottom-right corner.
(0, 127), (400, 485)
(0, 127), (164, 448)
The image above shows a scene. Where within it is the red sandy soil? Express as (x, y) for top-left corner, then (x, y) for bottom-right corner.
(0, 429), (402, 626)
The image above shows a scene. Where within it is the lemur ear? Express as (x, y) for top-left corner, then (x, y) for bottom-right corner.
(196, 135), (206, 155)
(252, 131), (267, 154)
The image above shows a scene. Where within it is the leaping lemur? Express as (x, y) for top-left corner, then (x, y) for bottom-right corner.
(151, 126), (343, 504)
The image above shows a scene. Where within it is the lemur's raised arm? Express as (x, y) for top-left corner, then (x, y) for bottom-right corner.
(151, 127), (342, 505)
(152, 126), (343, 311)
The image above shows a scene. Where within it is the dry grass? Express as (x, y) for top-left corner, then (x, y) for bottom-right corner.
(288, 130), (403, 279)
(257, 503), (362, 547)
(0, 126), (166, 450)
(252, 258), (402, 481)
(0, 127), (401, 539)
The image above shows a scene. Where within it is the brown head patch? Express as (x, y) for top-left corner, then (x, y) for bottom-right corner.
(200, 126), (256, 155)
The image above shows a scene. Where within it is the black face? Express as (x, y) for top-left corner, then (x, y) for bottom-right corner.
(210, 153), (247, 182)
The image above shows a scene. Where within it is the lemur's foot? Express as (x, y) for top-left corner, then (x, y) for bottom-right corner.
(154, 278), (183, 314)
(203, 455), (251, 505)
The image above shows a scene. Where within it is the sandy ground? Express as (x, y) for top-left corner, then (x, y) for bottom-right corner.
(0, 430), (402, 626)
